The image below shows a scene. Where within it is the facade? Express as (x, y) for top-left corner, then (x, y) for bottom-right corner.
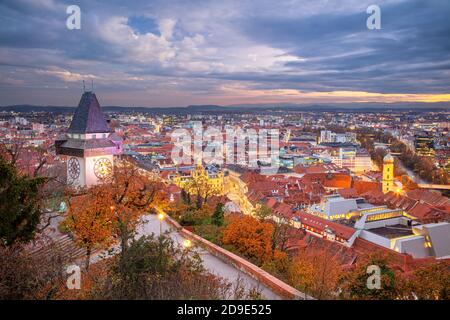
(307, 194), (407, 221)
(414, 133), (435, 157)
(356, 212), (450, 259)
(171, 164), (225, 196)
(55, 91), (123, 187)
(329, 147), (373, 173)
(319, 130), (357, 144)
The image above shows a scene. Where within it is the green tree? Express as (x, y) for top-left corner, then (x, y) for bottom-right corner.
(0, 243), (66, 299)
(90, 235), (260, 300)
(255, 204), (272, 221)
(0, 156), (46, 246)
(211, 203), (224, 226)
(339, 253), (400, 300)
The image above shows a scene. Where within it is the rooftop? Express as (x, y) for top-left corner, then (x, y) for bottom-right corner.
(369, 224), (413, 239)
(67, 91), (111, 134)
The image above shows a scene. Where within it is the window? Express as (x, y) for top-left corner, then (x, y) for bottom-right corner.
(92, 134), (96, 139)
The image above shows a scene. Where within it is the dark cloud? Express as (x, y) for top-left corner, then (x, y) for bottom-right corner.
(0, 0), (449, 106)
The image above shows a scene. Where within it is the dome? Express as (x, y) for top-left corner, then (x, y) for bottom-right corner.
(383, 153), (394, 163)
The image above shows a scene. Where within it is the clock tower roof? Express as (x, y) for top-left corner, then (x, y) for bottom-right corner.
(68, 91), (111, 134)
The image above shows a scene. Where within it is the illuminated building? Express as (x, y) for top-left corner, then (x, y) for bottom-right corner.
(327, 147), (373, 173)
(414, 133), (435, 157)
(172, 163), (224, 196)
(382, 153), (394, 194)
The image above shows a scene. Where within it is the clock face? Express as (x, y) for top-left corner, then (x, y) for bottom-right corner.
(94, 158), (113, 180)
(68, 157), (80, 180)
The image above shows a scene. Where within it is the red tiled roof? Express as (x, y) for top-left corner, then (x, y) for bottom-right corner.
(295, 211), (356, 241)
(353, 180), (380, 194)
(338, 188), (358, 198)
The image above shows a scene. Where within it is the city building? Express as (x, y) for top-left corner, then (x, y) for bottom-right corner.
(414, 133), (435, 157)
(319, 130), (357, 144)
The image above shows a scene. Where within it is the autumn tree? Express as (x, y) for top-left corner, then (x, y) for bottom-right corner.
(270, 217), (293, 253)
(62, 159), (166, 259)
(403, 261), (450, 300)
(0, 155), (47, 246)
(222, 215), (273, 265)
(288, 243), (342, 299)
(184, 165), (222, 208)
(103, 159), (166, 256)
(0, 243), (66, 299)
(0, 139), (24, 166)
(63, 186), (115, 270)
(255, 205), (294, 253)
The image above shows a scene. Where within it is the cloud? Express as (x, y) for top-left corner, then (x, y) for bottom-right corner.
(0, 0), (449, 106)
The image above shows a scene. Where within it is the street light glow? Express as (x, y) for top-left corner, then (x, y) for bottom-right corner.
(158, 212), (165, 221)
(183, 239), (192, 248)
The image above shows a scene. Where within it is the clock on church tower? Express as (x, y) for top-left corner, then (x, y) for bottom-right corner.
(55, 91), (122, 188)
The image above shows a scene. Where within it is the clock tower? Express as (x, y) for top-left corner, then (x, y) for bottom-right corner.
(56, 91), (122, 188)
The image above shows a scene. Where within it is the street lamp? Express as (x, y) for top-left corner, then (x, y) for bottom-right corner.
(183, 239), (192, 249)
(158, 212), (165, 235)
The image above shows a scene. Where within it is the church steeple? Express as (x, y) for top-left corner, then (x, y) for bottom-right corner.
(382, 153), (394, 194)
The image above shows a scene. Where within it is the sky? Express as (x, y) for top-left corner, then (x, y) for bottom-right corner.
(0, 0), (449, 107)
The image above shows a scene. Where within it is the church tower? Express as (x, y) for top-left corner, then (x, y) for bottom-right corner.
(55, 91), (122, 188)
(382, 153), (394, 193)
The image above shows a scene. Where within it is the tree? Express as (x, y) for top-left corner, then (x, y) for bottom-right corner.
(288, 243), (342, 299)
(270, 216), (292, 253)
(89, 235), (261, 300)
(0, 141), (48, 177)
(211, 203), (225, 226)
(222, 215), (273, 265)
(255, 205), (298, 253)
(62, 159), (165, 258)
(184, 165), (222, 208)
(106, 160), (166, 256)
(404, 261), (450, 300)
(255, 204), (272, 221)
(63, 186), (115, 270)
(0, 243), (66, 299)
(339, 253), (400, 300)
(261, 249), (289, 280)
(0, 155), (47, 246)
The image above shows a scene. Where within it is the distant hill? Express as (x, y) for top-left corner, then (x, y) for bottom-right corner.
(0, 102), (448, 114)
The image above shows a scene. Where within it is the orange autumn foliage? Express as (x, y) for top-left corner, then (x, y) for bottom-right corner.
(64, 186), (115, 269)
(222, 215), (274, 265)
(106, 161), (167, 253)
(64, 160), (168, 265)
(287, 243), (342, 299)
